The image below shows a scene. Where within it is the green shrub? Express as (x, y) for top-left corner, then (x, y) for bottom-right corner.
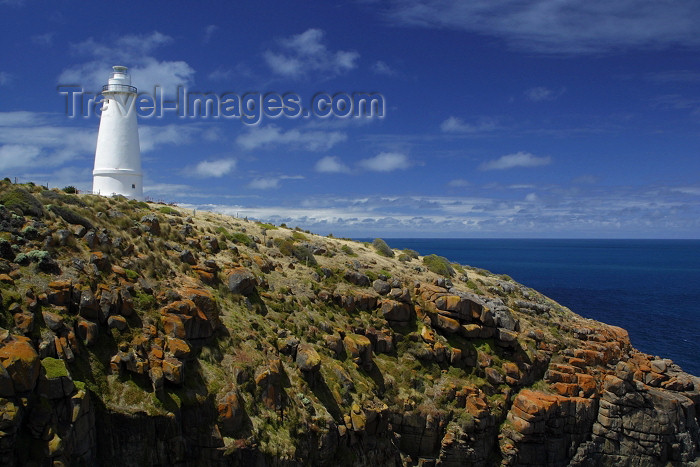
(372, 238), (394, 258)
(274, 238), (294, 256)
(26, 250), (51, 262)
(124, 269), (139, 281)
(216, 227), (253, 246)
(422, 254), (455, 277)
(274, 238), (317, 266)
(230, 232), (253, 246)
(402, 248), (419, 259)
(13, 253), (28, 265)
(158, 206), (180, 216)
(0, 187), (44, 217)
(341, 244), (356, 256)
(133, 292), (156, 311)
(292, 244), (317, 266)
(291, 231), (307, 242)
(466, 280), (480, 292)
(48, 204), (93, 230)
(62, 186), (77, 194)
(256, 222), (277, 230)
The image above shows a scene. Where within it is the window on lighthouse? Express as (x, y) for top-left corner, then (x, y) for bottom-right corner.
(132, 184), (135, 189)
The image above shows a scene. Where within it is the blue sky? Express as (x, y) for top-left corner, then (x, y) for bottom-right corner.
(1, 0), (700, 238)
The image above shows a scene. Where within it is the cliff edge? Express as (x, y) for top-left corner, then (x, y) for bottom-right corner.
(0, 182), (697, 466)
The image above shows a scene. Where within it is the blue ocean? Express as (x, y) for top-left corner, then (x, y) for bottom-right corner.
(373, 239), (700, 376)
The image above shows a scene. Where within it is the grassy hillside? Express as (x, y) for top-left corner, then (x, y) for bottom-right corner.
(0, 180), (697, 466)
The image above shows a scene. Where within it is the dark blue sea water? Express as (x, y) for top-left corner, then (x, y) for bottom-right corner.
(371, 239), (700, 376)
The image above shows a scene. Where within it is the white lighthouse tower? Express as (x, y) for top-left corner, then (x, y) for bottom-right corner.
(93, 66), (143, 200)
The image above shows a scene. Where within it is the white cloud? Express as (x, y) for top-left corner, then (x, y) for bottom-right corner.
(0, 111), (96, 171)
(246, 175), (304, 190)
(440, 116), (498, 133)
(480, 151), (551, 170)
(139, 124), (200, 153)
(144, 182), (194, 197)
(671, 187), (700, 196)
(359, 152), (411, 172)
(236, 125), (347, 151)
(315, 156), (351, 173)
(448, 179), (470, 187)
(384, 0), (700, 54)
(248, 177), (280, 190)
(264, 28), (359, 78)
(524, 86), (564, 102)
(208, 63), (253, 81)
(193, 158), (236, 178)
(525, 192), (539, 202)
(203, 25), (218, 43)
(0, 145), (41, 170)
(181, 183), (700, 238)
(58, 32), (195, 94)
(0, 111), (36, 126)
(372, 61), (395, 75)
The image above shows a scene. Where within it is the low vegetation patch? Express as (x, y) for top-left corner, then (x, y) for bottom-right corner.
(372, 238), (394, 258)
(0, 187), (44, 217)
(158, 206), (180, 216)
(41, 357), (69, 379)
(423, 254), (455, 277)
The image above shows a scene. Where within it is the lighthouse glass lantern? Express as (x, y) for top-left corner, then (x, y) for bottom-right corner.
(92, 66), (143, 200)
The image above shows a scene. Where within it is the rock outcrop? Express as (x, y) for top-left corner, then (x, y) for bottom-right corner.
(0, 183), (696, 466)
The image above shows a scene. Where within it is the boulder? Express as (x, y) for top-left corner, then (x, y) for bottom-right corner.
(493, 307), (519, 331)
(79, 289), (99, 320)
(107, 315), (128, 331)
(76, 319), (98, 346)
(179, 249), (196, 265)
(0, 338), (41, 392)
(181, 287), (220, 330)
(41, 310), (65, 332)
(218, 389), (245, 435)
(343, 334), (372, 369)
(166, 338), (191, 359)
(227, 267), (257, 295)
(435, 314), (460, 334)
(140, 214), (161, 235)
(162, 357), (184, 384)
(162, 314), (186, 339)
(278, 336), (300, 356)
(381, 300), (412, 322)
(13, 312), (34, 335)
(344, 270), (370, 287)
(255, 359), (282, 409)
(90, 251), (111, 272)
(296, 343), (321, 372)
(372, 279), (391, 295)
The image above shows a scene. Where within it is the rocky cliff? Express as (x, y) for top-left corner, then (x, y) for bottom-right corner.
(0, 181), (697, 466)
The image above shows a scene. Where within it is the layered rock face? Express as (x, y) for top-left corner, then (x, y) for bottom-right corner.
(0, 184), (698, 466)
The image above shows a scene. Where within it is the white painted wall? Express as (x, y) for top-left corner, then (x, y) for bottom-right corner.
(93, 66), (143, 200)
